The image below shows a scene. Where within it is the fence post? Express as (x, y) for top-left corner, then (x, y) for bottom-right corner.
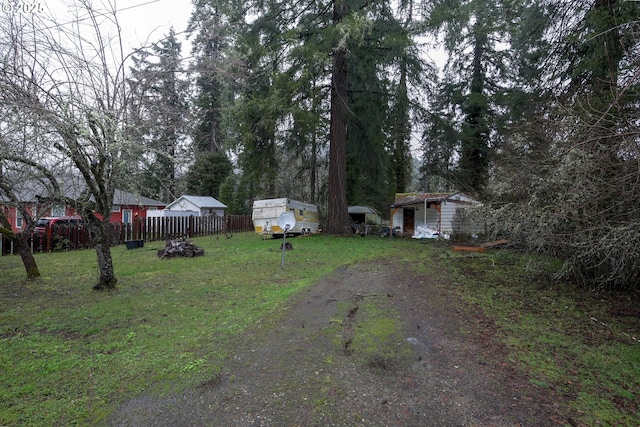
(162, 217), (167, 240)
(44, 224), (52, 252)
(1, 235), (9, 255)
(132, 217), (138, 240)
(139, 217), (145, 241)
(149, 217), (154, 242)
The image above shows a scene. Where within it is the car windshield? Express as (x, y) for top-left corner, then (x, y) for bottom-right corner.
(36, 219), (51, 227)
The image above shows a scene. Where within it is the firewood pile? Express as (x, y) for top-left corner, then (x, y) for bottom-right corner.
(157, 239), (205, 258)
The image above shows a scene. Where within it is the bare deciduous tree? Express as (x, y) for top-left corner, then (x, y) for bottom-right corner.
(0, 150), (61, 278)
(0, 1), (140, 289)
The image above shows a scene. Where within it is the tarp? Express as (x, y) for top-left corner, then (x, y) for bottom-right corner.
(412, 225), (439, 239)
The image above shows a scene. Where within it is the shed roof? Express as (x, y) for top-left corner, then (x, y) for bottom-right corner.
(166, 195), (227, 210)
(391, 193), (449, 207)
(348, 205), (381, 215)
(391, 192), (477, 208)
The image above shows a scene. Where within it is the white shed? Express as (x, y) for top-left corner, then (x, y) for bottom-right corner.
(163, 195), (227, 217)
(390, 192), (479, 238)
(146, 209), (199, 218)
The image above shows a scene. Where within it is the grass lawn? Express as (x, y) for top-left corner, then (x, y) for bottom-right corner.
(1, 232), (638, 426)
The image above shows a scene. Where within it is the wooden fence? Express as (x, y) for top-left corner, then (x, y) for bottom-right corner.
(1, 215), (253, 255)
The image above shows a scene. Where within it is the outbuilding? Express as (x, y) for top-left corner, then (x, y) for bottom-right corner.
(348, 205), (383, 226)
(160, 195), (227, 217)
(110, 189), (166, 224)
(390, 192), (479, 238)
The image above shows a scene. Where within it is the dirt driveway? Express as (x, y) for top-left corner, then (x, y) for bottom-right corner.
(110, 260), (565, 426)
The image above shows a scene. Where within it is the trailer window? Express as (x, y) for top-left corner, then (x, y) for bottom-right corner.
(253, 207), (280, 219)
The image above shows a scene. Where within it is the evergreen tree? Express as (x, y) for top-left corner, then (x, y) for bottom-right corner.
(127, 29), (189, 202)
(387, 0), (431, 197)
(187, 1), (242, 202)
(344, 17), (390, 212)
(219, 172), (249, 214)
(188, 0), (244, 153)
(184, 151), (233, 197)
(419, 98), (459, 193)
(345, 1), (422, 213)
(188, 0), (433, 232)
(387, 56), (413, 196)
(425, 0), (515, 194)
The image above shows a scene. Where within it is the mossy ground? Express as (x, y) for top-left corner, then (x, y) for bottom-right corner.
(1, 233), (638, 426)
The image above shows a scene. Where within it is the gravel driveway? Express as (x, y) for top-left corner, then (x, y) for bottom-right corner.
(110, 260), (563, 426)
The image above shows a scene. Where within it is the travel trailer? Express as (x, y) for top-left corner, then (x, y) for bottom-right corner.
(252, 198), (320, 237)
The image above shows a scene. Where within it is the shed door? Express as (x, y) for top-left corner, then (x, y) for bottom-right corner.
(403, 208), (415, 235)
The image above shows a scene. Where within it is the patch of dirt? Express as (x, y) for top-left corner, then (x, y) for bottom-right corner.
(110, 260), (567, 426)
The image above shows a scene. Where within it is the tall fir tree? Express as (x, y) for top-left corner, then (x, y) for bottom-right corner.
(188, 0), (244, 153)
(424, 0), (515, 195)
(188, 0), (433, 231)
(186, 0), (245, 197)
(127, 29), (189, 202)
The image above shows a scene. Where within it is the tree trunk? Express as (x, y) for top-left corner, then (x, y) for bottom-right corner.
(310, 133), (317, 203)
(91, 219), (117, 290)
(326, 0), (352, 235)
(16, 234), (40, 279)
(0, 212), (40, 279)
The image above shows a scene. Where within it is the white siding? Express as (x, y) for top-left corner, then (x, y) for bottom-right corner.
(414, 206), (440, 229)
(178, 200), (199, 212)
(147, 210), (198, 218)
(164, 196), (227, 217)
(440, 200), (477, 235)
(391, 193), (480, 237)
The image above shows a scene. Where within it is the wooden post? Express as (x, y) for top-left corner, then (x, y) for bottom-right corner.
(45, 224), (52, 252)
(1, 235), (9, 255)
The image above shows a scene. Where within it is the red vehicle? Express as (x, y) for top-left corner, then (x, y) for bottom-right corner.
(33, 216), (85, 249)
(33, 216), (84, 234)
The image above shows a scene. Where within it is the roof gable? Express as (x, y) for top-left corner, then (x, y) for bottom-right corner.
(392, 192), (478, 207)
(348, 205), (381, 215)
(165, 195), (227, 210)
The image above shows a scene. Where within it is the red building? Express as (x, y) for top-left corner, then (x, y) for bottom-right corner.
(109, 189), (166, 224)
(2, 188), (165, 234)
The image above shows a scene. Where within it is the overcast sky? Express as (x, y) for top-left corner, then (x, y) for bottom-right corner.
(37, 0), (194, 56)
(114, 0), (193, 53)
